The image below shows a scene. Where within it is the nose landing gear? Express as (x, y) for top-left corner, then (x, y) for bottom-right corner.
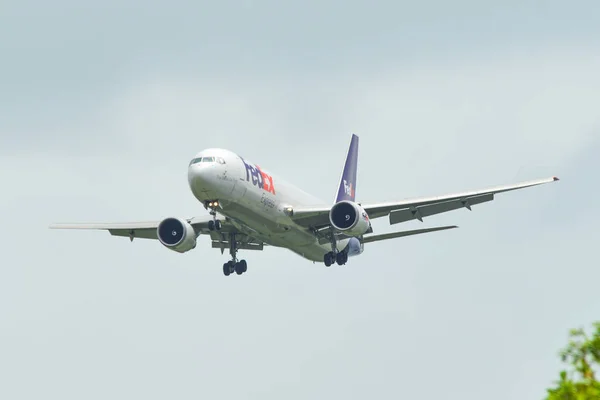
(205, 200), (222, 231)
(208, 219), (222, 231)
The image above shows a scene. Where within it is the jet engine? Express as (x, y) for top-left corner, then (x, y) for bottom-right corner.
(157, 217), (197, 253)
(329, 200), (371, 237)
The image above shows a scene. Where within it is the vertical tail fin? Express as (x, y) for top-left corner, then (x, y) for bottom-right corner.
(335, 134), (359, 203)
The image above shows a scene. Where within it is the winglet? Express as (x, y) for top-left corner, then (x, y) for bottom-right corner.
(553, 176), (560, 181)
(335, 134), (359, 203)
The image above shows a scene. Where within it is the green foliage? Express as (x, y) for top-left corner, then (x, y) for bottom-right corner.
(546, 322), (600, 400)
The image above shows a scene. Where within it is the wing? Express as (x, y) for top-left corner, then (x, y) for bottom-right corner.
(49, 215), (265, 251)
(290, 176), (559, 229)
(50, 215), (215, 240)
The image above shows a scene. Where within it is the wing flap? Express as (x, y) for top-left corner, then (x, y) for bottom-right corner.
(211, 241), (264, 251)
(389, 193), (494, 224)
(108, 228), (157, 239)
(361, 225), (458, 244)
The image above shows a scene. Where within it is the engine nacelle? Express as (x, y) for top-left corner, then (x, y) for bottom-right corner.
(329, 200), (371, 237)
(157, 217), (197, 253)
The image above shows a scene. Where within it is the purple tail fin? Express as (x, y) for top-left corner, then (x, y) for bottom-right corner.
(335, 134), (359, 203)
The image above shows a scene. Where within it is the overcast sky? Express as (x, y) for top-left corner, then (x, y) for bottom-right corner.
(1, 1), (599, 399)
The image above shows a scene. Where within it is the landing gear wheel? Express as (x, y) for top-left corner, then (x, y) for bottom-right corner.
(214, 220), (222, 230)
(234, 260), (248, 275)
(336, 252), (348, 266)
(223, 262), (231, 276)
(325, 230), (340, 268)
(208, 220), (215, 231)
(324, 252), (334, 267)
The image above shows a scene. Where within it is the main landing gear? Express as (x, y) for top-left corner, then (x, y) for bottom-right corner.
(204, 201), (248, 276)
(222, 232), (248, 276)
(223, 259), (247, 276)
(323, 231), (348, 267)
(324, 251), (348, 267)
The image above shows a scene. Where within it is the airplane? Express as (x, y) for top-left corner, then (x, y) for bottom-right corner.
(50, 134), (559, 276)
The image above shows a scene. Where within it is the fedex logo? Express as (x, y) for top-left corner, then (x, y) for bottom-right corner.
(242, 158), (276, 195)
(343, 180), (354, 198)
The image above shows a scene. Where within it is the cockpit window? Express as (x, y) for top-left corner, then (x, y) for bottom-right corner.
(190, 156), (223, 166)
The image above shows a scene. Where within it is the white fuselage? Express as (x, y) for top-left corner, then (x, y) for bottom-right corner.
(187, 148), (350, 261)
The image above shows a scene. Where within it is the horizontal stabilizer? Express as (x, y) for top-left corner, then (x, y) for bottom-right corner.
(361, 225), (458, 244)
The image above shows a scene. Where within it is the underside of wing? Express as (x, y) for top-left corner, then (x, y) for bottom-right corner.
(50, 215), (267, 255)
(366, 176), (559, 225)
(50, 215), (228, 241)
(290, 176), (559, 229)
(49, 221), (163, 240)
(386, 193), (493, 224)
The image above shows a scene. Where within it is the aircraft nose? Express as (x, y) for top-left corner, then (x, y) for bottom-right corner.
(188, 163), (215, 189)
